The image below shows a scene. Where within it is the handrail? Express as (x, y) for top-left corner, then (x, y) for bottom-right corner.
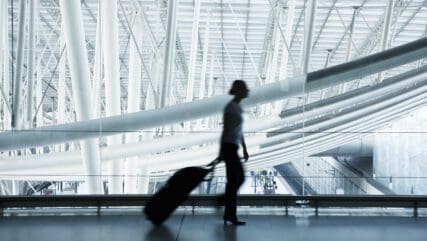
(1, 195), (426, 216)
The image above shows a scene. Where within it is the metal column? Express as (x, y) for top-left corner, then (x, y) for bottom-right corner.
(0, 1), (3, 128)
(12, 0), (27, 129)
(59, 0), (102, 194)
(340, 7), (358, 94)
(35, 9), (44, 134)
(25, 0), (37, 129)
(207, 53), (216, 99)
(199, 17), (210, 102)
(160, 0), (178, 108)
(101, 0), (123, 194)
(300, 0), (317, 75)
(380, 0), (395, 52)
(185, 0), (201, 103)
(36, 56), (43, 129)
(57, 22), (67, 152)
(145, 56), (159, 111)
(268, 7), (282, 84)
(92, 6), (103, 119)
(345, 8), (358, 62)
(207, 53), (216, 129)
(265, 8), (282, 83)
(300, 0), (317, 195)
(0, 0), (10, 131)
(378, 0), (396, 82)
(279, 0), (295, 82)
(125, 10), (142, 194)
(269, 5), (283, 114)
(198, 16), (210, 128)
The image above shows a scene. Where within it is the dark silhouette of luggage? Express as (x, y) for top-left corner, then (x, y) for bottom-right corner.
(144, 158), (220, 226)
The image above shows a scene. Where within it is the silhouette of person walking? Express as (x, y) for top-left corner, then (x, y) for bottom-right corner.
(219, 80), (249, 225)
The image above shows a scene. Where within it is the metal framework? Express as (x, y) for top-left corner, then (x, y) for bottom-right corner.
(1, 195), (427, 217)
(1, 0), (427, 194)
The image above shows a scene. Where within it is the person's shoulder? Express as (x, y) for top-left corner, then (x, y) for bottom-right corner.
(224, 101), (234, 111)
(229, 101), (242, 111)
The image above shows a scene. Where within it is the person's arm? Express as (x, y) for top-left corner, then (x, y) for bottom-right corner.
(241, 136), (249, 162)
(219, 112), (231, 160)
(222, 113), (232, 136)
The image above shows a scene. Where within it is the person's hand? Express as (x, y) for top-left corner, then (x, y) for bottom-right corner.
(243, 149), (249, 162)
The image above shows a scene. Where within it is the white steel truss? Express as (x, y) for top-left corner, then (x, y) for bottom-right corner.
(1, 0), (427, 194)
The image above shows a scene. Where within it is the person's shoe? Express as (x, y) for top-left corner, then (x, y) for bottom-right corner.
(223, 216), (246, 226)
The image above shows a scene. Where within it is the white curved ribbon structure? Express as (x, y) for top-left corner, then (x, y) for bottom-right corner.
(0, 38), (426, 194)
(0, 38), (426, 151)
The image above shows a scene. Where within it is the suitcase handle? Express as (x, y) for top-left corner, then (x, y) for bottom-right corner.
(206, 156), (222, 169)
(204, 157), (222, 181)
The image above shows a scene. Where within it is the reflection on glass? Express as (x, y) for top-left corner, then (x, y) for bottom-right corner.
(374, 107), (427, 195)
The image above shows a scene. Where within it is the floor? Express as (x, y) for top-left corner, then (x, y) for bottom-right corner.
(0, 208), (426, 241)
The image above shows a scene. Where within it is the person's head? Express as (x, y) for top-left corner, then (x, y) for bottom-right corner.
(229, 80), (249, 101)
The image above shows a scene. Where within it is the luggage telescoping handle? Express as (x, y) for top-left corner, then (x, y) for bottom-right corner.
(206, 156), (222, 169)
(204, 157), (222, 181)
(204, 156), (246, 181)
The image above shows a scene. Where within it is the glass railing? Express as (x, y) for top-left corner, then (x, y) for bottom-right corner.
(1, 174), (427, 196)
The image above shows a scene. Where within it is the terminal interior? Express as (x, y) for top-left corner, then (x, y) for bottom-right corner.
(0, 0), (427, 240)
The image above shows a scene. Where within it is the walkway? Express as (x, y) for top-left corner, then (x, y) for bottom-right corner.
(0, 208), (426, 241)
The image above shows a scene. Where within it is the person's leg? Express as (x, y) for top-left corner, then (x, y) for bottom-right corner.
(224, 160), (238, 219)
(236, 158), (245, 190)
(226, 155), (245, 221)
(223, 144), (240, 219)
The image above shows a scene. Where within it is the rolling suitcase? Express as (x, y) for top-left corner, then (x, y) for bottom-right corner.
(144, 158), (221, 226)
